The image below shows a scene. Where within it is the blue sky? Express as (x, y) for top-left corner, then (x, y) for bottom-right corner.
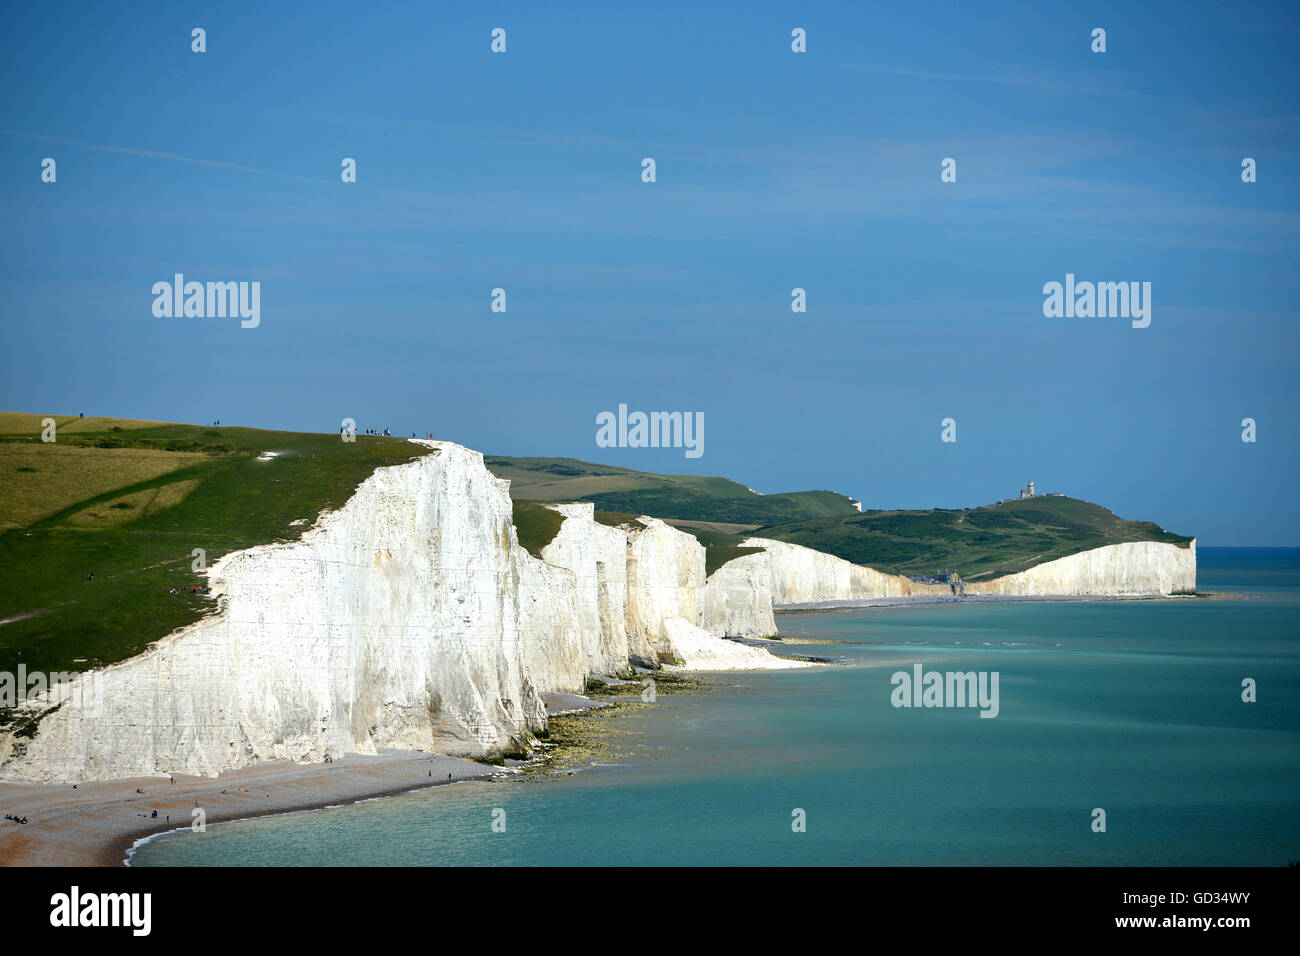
(1, 1), (1297, 544)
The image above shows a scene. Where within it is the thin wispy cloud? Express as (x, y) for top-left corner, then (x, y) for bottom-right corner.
(0, 129), (324, 184)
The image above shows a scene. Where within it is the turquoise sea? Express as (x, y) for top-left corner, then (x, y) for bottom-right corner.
(131, 547), (1300, 866)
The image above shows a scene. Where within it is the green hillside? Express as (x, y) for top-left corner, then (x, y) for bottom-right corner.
(484, 456), (860, 525)
(753, 496), (1194, 581)
(0, 414), (426, 683)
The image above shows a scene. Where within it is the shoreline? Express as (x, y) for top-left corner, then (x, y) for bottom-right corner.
(774, 591), (1232, 613)
(1, 595), (1229, 867)
(0, 749), (507, 867)
(0, 668), (771, 868)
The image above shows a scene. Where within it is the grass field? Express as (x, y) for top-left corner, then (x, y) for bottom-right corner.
(61, 478), (202, 529)
(0, 412), (176, 435)
(0, 415), (426, 682)
(0, 444), (208, 529)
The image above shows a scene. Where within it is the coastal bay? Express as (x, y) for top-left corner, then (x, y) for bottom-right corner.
(123, 549), (1300, 867)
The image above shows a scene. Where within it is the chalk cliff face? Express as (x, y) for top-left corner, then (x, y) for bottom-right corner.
(624, 518), (704, 664)
(2, 443), (543, 783)
(743, 536), (1196, 605)
(740, 538), (945, 604)
(540, 511), (781, 659)
(0, 443), (800, 784)
(963, 539), (1197, 596)
(700, 550), (777, 638)
(536, 503), (628, 678)
(0, 442), (1195, 784)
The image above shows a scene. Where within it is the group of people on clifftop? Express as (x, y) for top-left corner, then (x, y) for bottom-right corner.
(354, 427), (436, 438)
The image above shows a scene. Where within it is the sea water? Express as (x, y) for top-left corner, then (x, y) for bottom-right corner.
(130, 548), (1300, 866)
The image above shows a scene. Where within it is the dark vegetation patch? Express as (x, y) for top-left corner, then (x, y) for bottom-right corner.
(512, 500), (566, 558)
(704, 545), (764, 576)
(593, 510), (644, 529)
(576, 488), (851, 525)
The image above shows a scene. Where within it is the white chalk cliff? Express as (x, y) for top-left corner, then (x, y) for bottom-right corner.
(742, 536), (1196, 604)
(0, 443), (800, 784)
(740, 538), (939, 604)
(962, 539), (1196, 597)
(0, 442), (1194, 784)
